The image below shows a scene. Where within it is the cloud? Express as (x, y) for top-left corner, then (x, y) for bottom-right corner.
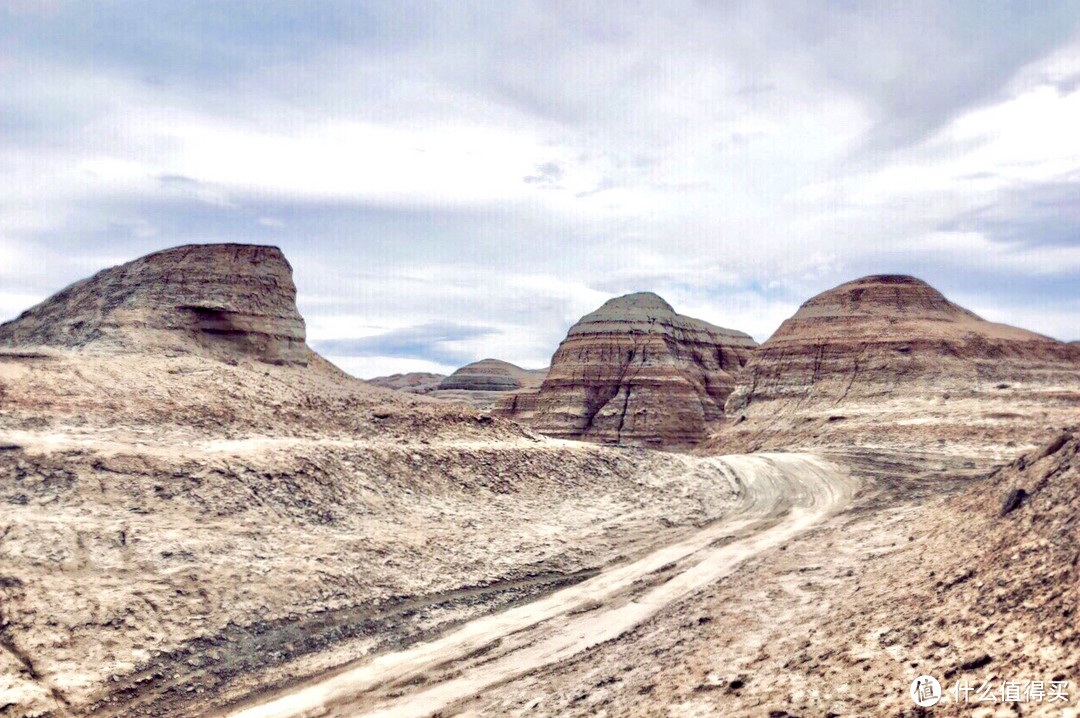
(310, 322), (501, 367)
(523, 161), (565, 186)
(1, 3), (1079, 371)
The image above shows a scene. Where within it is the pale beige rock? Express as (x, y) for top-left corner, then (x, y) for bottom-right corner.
(457, 430), (1080, 718)
(0, 254), (741, 718)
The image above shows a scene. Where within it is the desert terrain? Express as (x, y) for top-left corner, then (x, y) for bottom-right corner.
(1, 246), (1078, 718)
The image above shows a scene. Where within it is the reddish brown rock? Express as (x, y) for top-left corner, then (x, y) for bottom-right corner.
(496, 292), (757, 448)
(708, 274), (1080, 455)
(0, 243), (307, 365)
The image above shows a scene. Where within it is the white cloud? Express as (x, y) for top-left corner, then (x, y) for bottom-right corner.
(1, 4), (1079, 369)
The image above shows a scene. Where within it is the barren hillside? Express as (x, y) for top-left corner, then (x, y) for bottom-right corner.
(705, 274), (1080, 460)
(496, 292), (756, 449)
(0, 247), (745, 717)
(457, 430), (1079, 717)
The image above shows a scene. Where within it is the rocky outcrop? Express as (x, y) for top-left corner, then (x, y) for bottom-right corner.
(368, 362), (547, 410)
(438, 359), (546, 392)
(426, 359), (549, 410)
(0, 334), (742, 717)
(0, 243), (307, 365)
(367, 372), (446, 395)
(495, 292), (757, 448)
(708, 274), (1080, 454)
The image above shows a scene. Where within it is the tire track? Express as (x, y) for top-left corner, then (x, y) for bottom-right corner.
(224, 453), (857, 718)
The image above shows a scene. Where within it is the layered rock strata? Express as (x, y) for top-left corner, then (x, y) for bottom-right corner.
(0, 243), (307, 365)
(438, 358), (545, 392)
(496, 292), (757, 448)
(708, 274), (1080, 455)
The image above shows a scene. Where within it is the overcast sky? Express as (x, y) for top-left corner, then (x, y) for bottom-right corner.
(2, 1), (1079, 376)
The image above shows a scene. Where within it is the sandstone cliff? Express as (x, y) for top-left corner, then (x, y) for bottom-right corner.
(708, 274), (1080, 455)
(496, 292), (757, 448)
(0, 243), (307, 365)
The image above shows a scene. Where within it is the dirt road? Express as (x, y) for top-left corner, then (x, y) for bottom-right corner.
(223, 453), (858, 718)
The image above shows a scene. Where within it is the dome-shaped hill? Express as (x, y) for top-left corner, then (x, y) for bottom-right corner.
(766, 274), (1050, 343)
(496, 291), (757, 448)
(438, 358), (543, 392)
(708, 274), (1079, 456)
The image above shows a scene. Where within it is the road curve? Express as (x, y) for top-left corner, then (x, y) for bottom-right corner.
(224, 452), (857, 718)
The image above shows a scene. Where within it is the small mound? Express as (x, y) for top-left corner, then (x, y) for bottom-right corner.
(367, 372), (447, 395)
(438, 359), (542, 392)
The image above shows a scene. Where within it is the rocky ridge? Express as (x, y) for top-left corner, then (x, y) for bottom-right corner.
(0, 244), (307, 366)
(496, 292), (757, 448)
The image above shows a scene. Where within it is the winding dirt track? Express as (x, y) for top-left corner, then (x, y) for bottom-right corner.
(225, 453), (858, 718)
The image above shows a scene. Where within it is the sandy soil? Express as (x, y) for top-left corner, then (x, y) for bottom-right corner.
(0, 349), (750, 718)
(415, 448), (1078, 718)
(222, 453), (856, 718)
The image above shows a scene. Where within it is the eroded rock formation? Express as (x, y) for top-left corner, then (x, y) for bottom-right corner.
(709, 274), (1080, 454)
(367, 372), (447, 395)
(438, 358), (546, 392)
(496, 292), (757, 448)
(0, 243), (307, 365)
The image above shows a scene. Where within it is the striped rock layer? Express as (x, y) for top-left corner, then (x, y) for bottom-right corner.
(708, 274), (1080, 454)
(496, 292), (757, 448)
(438, 359), (547, 392)
(0, 243), (307, 365)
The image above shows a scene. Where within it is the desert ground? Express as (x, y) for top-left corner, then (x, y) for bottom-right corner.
(1, 246), (1078, 718)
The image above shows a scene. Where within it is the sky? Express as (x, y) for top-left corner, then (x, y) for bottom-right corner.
(2, 1), (1079, 377)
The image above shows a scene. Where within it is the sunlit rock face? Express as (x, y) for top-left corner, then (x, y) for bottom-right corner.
(0, 243), (308, 365)
(496, 292), (757, 449)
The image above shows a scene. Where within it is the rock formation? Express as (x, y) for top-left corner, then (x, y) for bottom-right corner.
(369, 362), (547, 410)
(0, 243), (307, 365)
(496, 292), (757, 448)
(438, 358), (546, 392)
(367, 372), (446, 394)
(0, 257), (743, 716)
(708, 274), (1080, 454)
